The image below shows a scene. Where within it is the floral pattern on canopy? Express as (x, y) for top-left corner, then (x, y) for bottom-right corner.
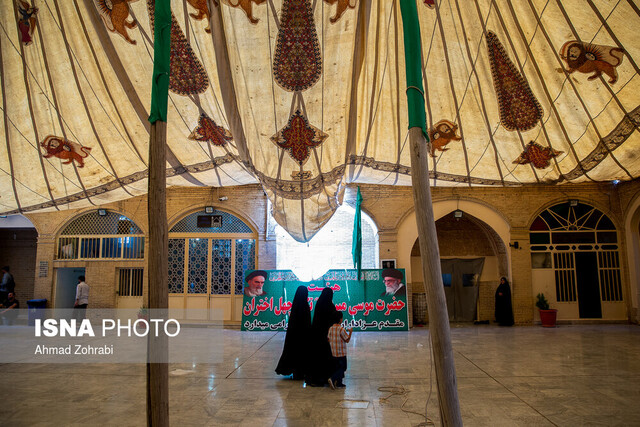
(0, 0), (639, 242)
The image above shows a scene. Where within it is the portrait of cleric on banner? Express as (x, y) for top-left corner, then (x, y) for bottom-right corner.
(241, 269), (409, 332)
(244, 270), (268, 297)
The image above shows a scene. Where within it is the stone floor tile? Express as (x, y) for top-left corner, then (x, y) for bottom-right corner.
(1, 325), (639, 426)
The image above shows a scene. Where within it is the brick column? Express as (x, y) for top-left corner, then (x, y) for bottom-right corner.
(510, 228), (533, 324)
(258, 232), (276, 270)
(33, 234), (56, 305)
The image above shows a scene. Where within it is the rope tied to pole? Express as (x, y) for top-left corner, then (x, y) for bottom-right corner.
(406, 85), (425, 98)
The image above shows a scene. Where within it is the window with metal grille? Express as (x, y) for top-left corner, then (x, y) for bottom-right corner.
(168, 209), (256, 295)
(553, 252), (576, 302)
(598, 252), (622, 301)
(56, 210), (144, 260)
(530, 201), (622, 305)
(170, 209), (252, 233)
(118, 268), (144, 297)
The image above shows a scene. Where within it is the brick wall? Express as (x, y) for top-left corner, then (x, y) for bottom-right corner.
(18, 180), (640, 323)
(358, 181), (640, 324)
(25, 185), (271, 309)
(0, 228), (37, 304)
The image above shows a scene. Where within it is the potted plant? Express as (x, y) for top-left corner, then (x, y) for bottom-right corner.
(535, 293), (557, 327)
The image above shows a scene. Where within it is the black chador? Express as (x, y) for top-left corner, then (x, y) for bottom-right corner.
(305, 287), (338, 386)
(275, 286), (311, 379)
(495, 277), (514, 326)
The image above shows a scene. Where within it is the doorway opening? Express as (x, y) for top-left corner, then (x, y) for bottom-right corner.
(55, 267), (85, 309)
(412, 210), (507, 323)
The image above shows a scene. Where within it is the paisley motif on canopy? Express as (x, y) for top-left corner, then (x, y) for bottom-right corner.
(1, 0), (640, 242)
(148, 0), (209, 95)
(273, 0), (322, 92)
(271, 111), (328, 166)
(487, 31), (543, 132)
(514, 142), (563, 170)
(189, 114), (233, 147)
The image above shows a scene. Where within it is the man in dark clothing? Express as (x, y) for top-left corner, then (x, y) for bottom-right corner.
(0, 266), (16, 302)
(0, 292), (19, 325)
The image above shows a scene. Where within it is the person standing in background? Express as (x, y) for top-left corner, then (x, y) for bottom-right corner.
(327, 311), (352, 389)
(495, 277), (514, 326)
(0, 292), (20, 325)
(0, 266), (15, 302)
(74, 275), (89, 320)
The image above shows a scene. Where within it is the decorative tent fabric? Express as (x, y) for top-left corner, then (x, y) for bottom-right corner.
(1, 0), (639, 242)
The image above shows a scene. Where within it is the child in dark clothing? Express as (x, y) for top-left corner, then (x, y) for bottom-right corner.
(327, 311), (352, 389)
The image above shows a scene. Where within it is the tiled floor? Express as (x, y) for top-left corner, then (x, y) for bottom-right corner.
(1, 324), (639, 426)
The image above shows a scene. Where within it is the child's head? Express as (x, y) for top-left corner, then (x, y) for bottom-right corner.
(334, 311), (343, 324)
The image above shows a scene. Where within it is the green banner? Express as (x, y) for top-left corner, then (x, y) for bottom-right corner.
(241, 269), (409, 331)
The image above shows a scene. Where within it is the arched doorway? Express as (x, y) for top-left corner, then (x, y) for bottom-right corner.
(0, 215), (38, 305)
(411, 210), (508, 323)
(624, 192), (640, 323)
(529, 201), (625, 320)
(168, 208), (257, 322)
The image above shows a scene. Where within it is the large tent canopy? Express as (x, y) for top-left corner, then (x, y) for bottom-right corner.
(1, 0), (639, 241)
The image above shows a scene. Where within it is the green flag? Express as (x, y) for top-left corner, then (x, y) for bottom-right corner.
(352, 186), (363, 279)
(399, 0), (428, 139)
(148, 0), (171, 124)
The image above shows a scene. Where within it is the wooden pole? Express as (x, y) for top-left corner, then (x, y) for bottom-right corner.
(147, 120), (169, 426)
(409, 127), (462, 426)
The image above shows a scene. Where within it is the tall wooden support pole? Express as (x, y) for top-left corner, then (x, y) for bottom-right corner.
(399, 0), (462, 424)
(147, 0), (170, 421)
(147, 121), (169, 426)
(409, 128), (462, 426)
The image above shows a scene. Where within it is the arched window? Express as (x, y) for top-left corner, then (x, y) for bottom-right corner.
(56, 210), (144, 260)
(168, 209), (256, 295)
(275, 205), (379, 281)
(530, 201), (622, 318)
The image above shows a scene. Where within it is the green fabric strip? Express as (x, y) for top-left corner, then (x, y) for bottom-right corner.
(149, 0), (171, 124)
(352, 186), (363, 280)
(399, 0), (428, 139)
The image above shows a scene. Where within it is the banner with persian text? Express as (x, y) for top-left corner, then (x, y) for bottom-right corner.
(241, 269), (408, 331)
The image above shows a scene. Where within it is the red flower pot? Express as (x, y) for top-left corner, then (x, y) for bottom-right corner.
(539, 309), (557, 327)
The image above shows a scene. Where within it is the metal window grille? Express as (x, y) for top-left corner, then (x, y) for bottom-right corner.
(57, 237), (78, 259)
(598, 251), (622, 302)
(531, 201), (623, 305)
(56, 211), (144, 260)
(168, 239), (185, 294)
(118, 268), (144, 297)
(553, 252), (576, 302)
(56, 236), (145, 260)
(211, 239), (232, 295)
(235, 239), (255, 295)
(123, 237), (144, 258)
(61, 211), (143, 235)
(170, 210), (252, 233)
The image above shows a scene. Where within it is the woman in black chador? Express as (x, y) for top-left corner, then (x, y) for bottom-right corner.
(495, 277), (514, 326)
(305, 287), (338, 386)
(275, 286), (311, 380)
